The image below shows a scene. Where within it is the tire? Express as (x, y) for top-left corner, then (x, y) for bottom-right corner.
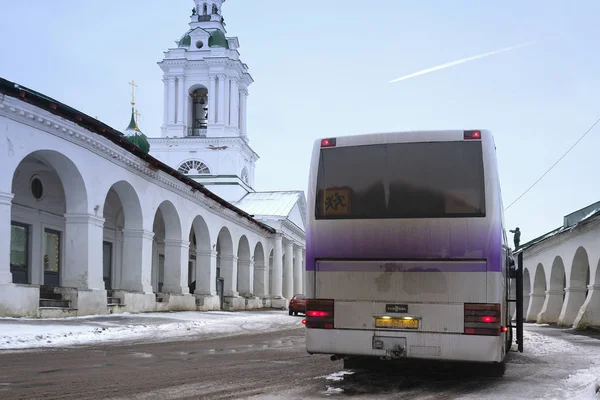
(288, 309), (293, 316)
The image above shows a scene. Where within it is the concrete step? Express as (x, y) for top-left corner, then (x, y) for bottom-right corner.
(39, 307), (78, 318)
(107, 297), (121, 305)
(39, 298), (70, 308)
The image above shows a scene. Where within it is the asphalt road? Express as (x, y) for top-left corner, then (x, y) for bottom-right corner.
(0, 324), (598, 400)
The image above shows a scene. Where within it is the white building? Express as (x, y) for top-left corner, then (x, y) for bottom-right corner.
(0, 0), (306, 318)
(515, 201), (600, 329)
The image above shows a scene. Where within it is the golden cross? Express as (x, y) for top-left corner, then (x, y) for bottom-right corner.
(128, 80), (138, 106)
(134, 108), (141, 124)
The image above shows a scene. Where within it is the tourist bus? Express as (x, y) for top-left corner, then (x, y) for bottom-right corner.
(303, 129), (517, 375)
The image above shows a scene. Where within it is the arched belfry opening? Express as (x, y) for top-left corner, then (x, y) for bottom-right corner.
(189, 87), (208, 137)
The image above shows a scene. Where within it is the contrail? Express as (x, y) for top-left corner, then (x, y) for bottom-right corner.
(389, 41), (535, 83)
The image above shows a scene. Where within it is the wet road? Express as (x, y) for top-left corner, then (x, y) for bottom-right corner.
(0, 324), (598, 399)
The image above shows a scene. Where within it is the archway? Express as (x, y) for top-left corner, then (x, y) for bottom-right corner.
(102, 181), (145, 292)
(268, 248), (274, 296)
(538, 256), (565, 323)
(10, 150), (88, 288)
(527, 263), (546, 321)
(253, 242), (266, 297)
(237, 236), (252, 296)
(188, 215), (211, 295)
(151, 201), (183, 294)
(189, 86), (209, 136)
(558, 247), (590, 326)
(216, 227), (235, 298)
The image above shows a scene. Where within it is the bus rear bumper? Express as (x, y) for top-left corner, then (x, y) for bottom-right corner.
(306, 329), (504, 363)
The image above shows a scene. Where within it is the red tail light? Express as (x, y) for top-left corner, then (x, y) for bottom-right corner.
(464, 303), (502, 336)
(464, 130), (481, 140)
(305, 299), (334, 329)
(321, 138), (337, 147)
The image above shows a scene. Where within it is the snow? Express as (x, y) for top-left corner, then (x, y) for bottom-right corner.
(0, 311), (303, 350)
(521, 329), (578, 355)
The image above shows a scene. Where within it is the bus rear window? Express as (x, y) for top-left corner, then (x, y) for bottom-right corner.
(315, 141), (486, 219)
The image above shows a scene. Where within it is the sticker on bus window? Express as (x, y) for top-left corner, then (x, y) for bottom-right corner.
(322, 187), (352, 215)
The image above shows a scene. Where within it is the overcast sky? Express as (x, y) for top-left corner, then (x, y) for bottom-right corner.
(2, 0), (600, 243)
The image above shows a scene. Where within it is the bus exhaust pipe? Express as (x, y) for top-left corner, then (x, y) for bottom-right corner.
(330, 355), (341, 361)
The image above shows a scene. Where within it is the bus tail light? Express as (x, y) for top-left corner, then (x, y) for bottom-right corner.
(305, 299), (334, 329)
(321, 138), (337, 147)
(464, 130), (481, 140)
(464, 303), (502, 336)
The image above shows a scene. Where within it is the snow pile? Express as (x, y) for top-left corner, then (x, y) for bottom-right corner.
(557, 363), (600, 400)
(0, 311), (303, 350)
(521, 329), (578, 355)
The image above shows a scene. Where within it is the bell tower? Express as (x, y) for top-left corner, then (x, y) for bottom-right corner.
(148, 0), (258, 202)
(158, 0), (250, 141)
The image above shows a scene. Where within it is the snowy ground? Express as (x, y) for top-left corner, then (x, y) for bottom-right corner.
(0, 310), (303, 350)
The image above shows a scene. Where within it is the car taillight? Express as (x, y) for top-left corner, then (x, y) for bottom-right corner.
(305, 299), (334, 329)
(464, 303), (502, 336)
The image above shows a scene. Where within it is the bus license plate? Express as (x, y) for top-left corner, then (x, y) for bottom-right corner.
(375, 318), (419, 330)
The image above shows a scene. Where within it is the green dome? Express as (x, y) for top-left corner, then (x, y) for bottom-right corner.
(125, 133), (150, 154)
(208, 30), (229, 49)
(123, 109), (150, 153)
(178, 30), (192, 47)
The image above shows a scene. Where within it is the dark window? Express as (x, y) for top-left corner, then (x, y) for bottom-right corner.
(31, 177), (43, 200)
(315, 141), (486, 219)
(294, 295), (307, 300)
(10, 222), (29, 284)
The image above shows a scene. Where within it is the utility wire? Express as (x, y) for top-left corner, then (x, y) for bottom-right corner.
(504, 115), (600, 211)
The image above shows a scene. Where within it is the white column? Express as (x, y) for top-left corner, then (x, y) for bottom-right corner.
(237, 259), (254, 295)
(526, 293), (545, 321)
(229, 78), (239, 127)
(208, 75), (217, 124)
(63, 214), (105, 290)
(121, 229), (154, 293)
(574, 285), (600, 328)
(217, 74), (226, 124)
(537, 289), (564, 323)
(0, 193), (14, 284)
(558, 287), (588, 326)
(195, 249), (217, 295)
(293, 246), (303, 295)
(162, 239), (190, 294)
(177, 77), (186, 124)
(167, 77), (176, 124)
(239, 89), (248, 137)
(162, 78), (168, 128)
(253, 262), (268, 297)
(220, 255), (238, 296)
(283, 241), (293, 299)
(272, 235), (283, 298)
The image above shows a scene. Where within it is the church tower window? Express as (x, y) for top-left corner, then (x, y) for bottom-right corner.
(178, 160), (211, 175)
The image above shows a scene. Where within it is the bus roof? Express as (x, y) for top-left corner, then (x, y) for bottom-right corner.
(316, 129), (492, 148)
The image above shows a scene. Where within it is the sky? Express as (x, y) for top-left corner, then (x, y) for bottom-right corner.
(2, 0), (600, 243)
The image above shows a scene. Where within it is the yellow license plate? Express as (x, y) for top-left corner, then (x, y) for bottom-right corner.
(375, 318), (419, 330)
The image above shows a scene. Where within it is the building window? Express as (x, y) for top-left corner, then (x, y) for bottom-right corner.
(10, 222), (29, 284)
(31, 176), (43, 200)
(241, 168), (249, 184)
(178, 160), (210, 175)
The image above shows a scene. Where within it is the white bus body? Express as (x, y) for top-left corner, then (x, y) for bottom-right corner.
(304, 130), (512, 374)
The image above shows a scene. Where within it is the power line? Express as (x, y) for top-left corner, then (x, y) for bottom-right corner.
(504, 115), (600, 211)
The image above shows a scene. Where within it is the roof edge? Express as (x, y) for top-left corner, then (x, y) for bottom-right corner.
(0, 77), (275, 235)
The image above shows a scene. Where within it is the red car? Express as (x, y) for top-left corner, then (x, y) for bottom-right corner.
(288, 294), (307, 316)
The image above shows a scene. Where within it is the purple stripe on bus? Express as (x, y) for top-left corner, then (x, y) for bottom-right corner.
(314, 262), (487, 273)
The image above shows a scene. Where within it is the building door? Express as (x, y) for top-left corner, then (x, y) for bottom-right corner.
(10, 222), (29, 284)
(103, 241), (113, 290)
(43, 229), (61, 287)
